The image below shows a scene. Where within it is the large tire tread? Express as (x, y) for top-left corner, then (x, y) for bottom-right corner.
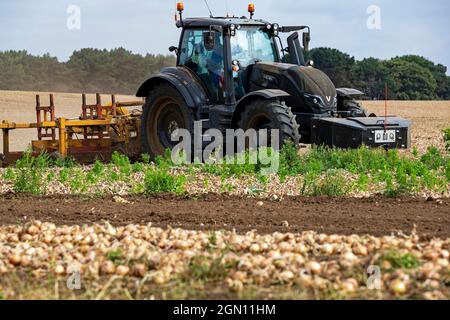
(238, 99), (301, 146)
(141, 84), (194, 158)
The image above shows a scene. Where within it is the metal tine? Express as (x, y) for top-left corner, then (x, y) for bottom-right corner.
(81, 93), (87, 120)
(111, 94), (117, 116)
(50, 94), (56, 139)
(96, 93), (102, 119)
(36, 95), (41, 133)
(80, 92), (88, 139)
(49, 94), (55, 122)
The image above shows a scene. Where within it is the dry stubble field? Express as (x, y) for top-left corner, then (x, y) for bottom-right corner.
(0, 91), (449, 300)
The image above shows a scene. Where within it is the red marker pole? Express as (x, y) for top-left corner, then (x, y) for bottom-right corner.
(384, 83), (388, 131)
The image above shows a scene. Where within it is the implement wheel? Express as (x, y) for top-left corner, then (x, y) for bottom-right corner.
(238, 99), (301, 148)
(141, 84), (194, 158)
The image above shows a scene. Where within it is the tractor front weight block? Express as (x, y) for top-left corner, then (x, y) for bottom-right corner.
(310, 116), (411, 149)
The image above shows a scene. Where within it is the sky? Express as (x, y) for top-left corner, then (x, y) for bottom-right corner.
(0, 0), (449, 73)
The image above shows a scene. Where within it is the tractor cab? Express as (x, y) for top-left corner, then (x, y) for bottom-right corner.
(173, 8), (312, 106)
(174, 17), (279, 104)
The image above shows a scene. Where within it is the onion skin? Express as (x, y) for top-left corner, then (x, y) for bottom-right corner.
(0, 220), (448, 299)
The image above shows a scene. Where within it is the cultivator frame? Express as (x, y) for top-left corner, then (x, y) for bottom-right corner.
(0, 93), (144, 166)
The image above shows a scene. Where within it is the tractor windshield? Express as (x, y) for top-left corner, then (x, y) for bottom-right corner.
(230, 26), (278, 67)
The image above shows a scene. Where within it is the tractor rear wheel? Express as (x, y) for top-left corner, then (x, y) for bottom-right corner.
(238, 99), (300, 148)
(141, 84), (194, 158)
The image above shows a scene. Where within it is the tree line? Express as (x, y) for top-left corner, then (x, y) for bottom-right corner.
(0, 47), (448, 99)
(0, 48), (175, 95)
(306, 48), (449, 100)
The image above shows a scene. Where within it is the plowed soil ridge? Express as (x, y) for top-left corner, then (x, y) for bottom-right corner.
(0, 194), (448, 237)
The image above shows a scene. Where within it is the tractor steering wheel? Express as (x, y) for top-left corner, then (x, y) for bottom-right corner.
(247, 58), (262, 66)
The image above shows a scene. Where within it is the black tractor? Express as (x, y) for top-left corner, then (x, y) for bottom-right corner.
(137, 3), (410, 158)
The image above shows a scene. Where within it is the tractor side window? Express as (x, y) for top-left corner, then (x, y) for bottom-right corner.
(179, 29), (225, 102)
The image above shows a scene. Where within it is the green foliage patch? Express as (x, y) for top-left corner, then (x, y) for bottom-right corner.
(144, 168), (186, 195)
(380, 250), (420, 270)
(1, 142), (449, 197)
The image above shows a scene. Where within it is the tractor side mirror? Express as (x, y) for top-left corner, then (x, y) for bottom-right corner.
(287, 32), (305, 66)
(169, 46), (178, 55)
(203, 31), (216, 51)
(302, 32), (311, 52)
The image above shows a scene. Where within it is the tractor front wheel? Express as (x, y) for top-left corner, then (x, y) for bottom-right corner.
(238, 99), (300, 148)
(141, 84), (194, 158)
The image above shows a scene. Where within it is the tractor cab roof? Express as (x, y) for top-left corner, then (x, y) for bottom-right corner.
(182, 17), (270, 28)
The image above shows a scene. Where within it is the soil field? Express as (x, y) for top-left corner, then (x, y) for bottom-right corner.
(0, 90), (449, 153)
(1, 194), (449, 300)
(0, 194), (448, 238)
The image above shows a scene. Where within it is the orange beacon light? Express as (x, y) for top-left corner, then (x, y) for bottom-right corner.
(248, 3), (255, 18)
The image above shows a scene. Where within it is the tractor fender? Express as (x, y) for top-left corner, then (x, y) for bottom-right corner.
(336, 88), (364, 98)
(136, 66), (209, 109)
(336, 88), (371, 117)
(231, 89), (290, 127)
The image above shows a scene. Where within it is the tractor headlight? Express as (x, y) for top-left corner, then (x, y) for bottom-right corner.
(230, 24), (240, 36)
(304, 93), (323, 106)
(272, 23), (279, 36)
(230, 24), (236, 36)
(266, 24), (272, 30)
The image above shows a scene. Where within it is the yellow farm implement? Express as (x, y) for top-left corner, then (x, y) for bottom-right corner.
(0, 93), (144, 166)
